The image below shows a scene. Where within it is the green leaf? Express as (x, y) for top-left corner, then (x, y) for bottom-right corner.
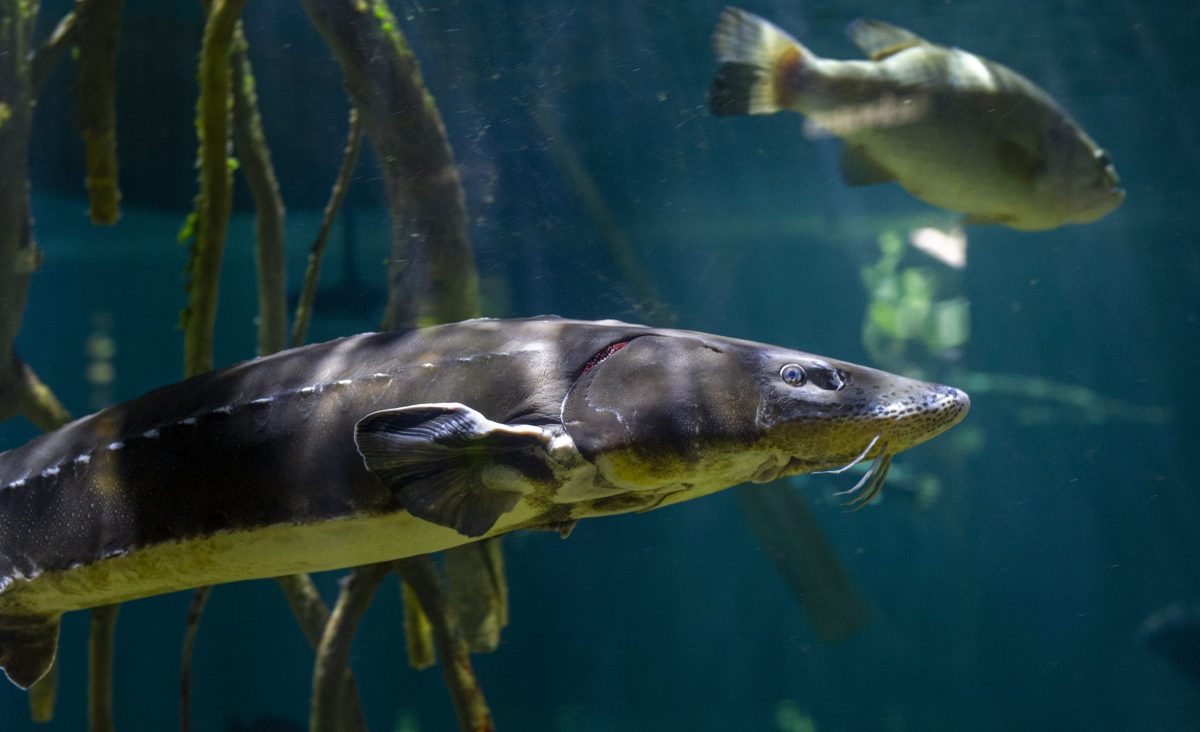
(924, 298), (970, 350)
(177, 211), (198, 245)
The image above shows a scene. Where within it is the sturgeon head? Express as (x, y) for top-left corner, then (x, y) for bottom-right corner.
(560, 331), (969, 511)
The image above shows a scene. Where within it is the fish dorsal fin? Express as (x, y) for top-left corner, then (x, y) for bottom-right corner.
(0, 614), (61, 689)
(847, 19), (927, 60)
(354, 403), (551, 538)
(839, 145), (896, 186)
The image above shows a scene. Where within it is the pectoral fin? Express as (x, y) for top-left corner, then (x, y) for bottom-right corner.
(847, 19), (927, 60)
(354, 403), (551, 538)
(840, 145), (896, 186)
(0, 613), (61, 689)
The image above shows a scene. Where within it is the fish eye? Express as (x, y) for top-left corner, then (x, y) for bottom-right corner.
(1095, 149), (1111, 167)
(780, 363), (807, 386)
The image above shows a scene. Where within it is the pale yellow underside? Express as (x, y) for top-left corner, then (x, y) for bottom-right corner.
(0, 502), (546, 617)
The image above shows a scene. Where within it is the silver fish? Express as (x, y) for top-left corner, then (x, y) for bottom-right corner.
(710, 7), (1124, 230)
(0, 317), (969, 688)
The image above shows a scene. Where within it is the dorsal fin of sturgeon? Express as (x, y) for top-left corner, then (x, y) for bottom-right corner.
(0, 613), (60, 689)
(846, 19), (928, 61)
(353, 403), (552, 538)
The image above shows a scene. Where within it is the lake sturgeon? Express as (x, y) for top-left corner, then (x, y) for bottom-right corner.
(0, 317), (969, 688)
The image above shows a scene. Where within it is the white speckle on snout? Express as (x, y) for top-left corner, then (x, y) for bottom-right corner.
(181, 417), (198, 426)
(335, 379), (354, 386)
(300, 386), (318, 395)
(107, 441), (124, 451)
(214, 405), (235, 415)
(42, 466), (60, 477)
(142, 428), (160, 439)
(250, 397), (273, 406)
(74, 454), (91, 465)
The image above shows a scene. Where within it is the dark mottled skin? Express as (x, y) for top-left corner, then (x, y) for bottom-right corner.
(0, 319), (647, 582)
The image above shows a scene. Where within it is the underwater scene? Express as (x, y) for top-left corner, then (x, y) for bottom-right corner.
(1, 0), (1198, 730)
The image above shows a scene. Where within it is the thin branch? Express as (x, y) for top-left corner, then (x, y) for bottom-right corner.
(230, 24), (287, 356)
(73, 0), (123, 225)
(182, 0), (248, 377)
(309, 562), (392, 732)
(179, 587), (210, 732)
(401, 580), (435, 670)
(88, 605), (119, 732)
(1, 355), (72, 431)
(291, 107), (363, 348)
(298, 0), (478, 330)
(276, 574), (368, 732)
(396, 557), (494, 732)
(444, 540), (508, 653)
(276, 573), (329, 649)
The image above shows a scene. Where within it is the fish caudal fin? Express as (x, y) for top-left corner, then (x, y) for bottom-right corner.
(710, 6), (812, 116)
(0, 613), (61, 689)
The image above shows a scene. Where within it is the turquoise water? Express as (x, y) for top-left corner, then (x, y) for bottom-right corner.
(2, 0), (1198, 729)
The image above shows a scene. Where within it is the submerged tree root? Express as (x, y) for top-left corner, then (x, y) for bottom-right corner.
(298, 0), (478, 329)
(309, 562), (393, 732)
(88, 605), (119, 732)
(291, 107), (363, 348)
(231, 24), (287, 356)
(182, 0), (248, 377)
(26, 658), (57, 723)
(179, 587), (210, 732)
(0, 355), (71, 432)
(397, 557), (495, 732)
(74, 0), (123, 225)
(277, 574), (368, 732)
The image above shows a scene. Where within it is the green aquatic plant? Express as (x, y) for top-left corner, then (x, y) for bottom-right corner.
(861, 231), (1169, 429)
(861, 230), (969, 367)
(775, 700), (818, 732)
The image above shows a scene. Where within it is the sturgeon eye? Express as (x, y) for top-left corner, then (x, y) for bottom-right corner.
(780, 363), (807, 386)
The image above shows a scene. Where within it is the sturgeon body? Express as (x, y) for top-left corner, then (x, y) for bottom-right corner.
(0, 317), (969, 687)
